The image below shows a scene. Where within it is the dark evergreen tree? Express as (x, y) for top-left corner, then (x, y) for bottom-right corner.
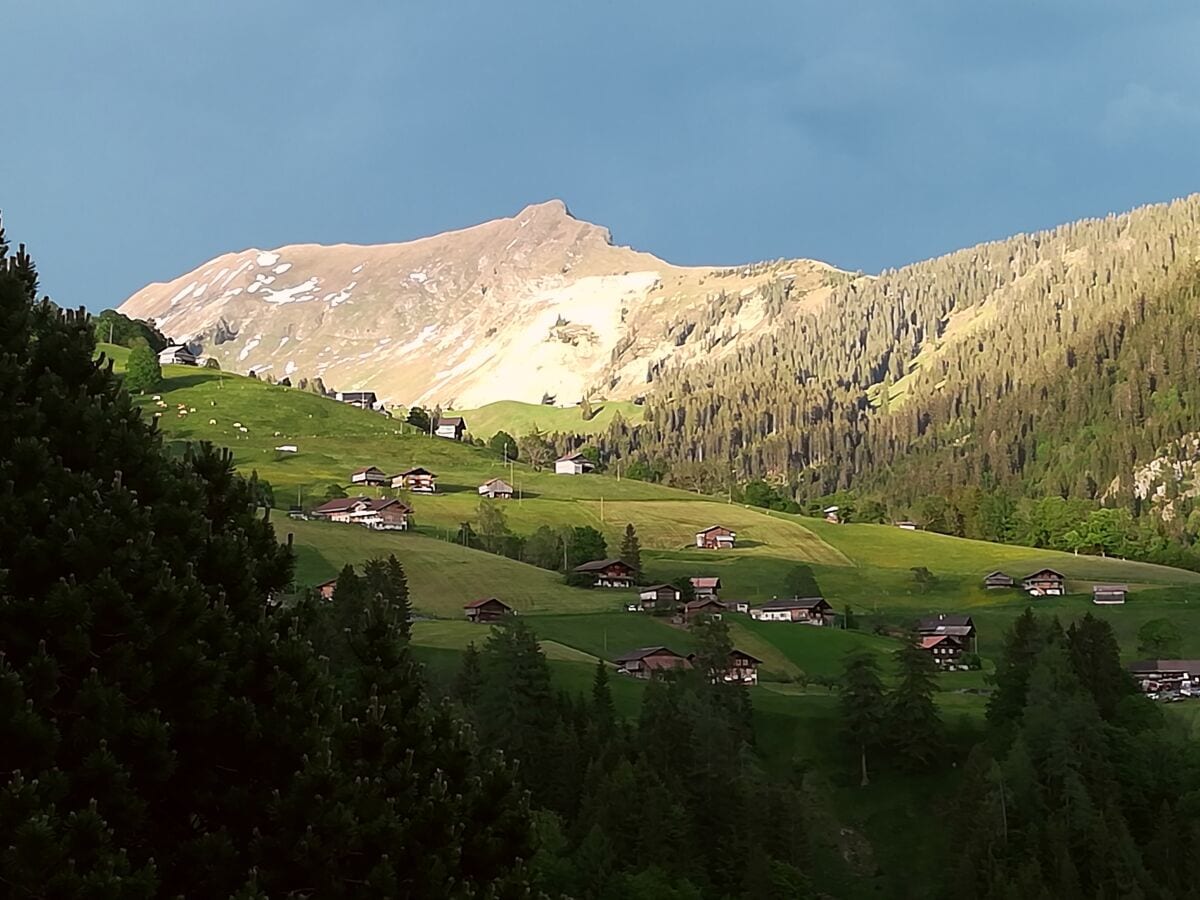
(838, 651), (887, 786)
(619, 522), (642, 580)
(124, 342), (162, 393)
(887, 634), (943, 769)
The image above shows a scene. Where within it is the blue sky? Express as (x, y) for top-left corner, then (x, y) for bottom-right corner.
(4, 1), (1199, 309)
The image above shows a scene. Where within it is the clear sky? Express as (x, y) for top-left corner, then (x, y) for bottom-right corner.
(4, 1), (1199, 310)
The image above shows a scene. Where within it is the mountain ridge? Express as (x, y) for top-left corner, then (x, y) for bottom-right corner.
(119, 200), (843, 407)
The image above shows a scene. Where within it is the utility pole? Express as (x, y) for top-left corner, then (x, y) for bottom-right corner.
(600, 495), (605, 523)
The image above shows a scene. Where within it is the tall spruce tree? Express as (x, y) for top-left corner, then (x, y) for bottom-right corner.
(619, 522), (642, 580)
(887, 634), (943, 769)
(838, 651), (887, 786)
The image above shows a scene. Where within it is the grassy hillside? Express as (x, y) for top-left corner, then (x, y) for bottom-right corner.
(447, 399), (643, 439)
(125, 359), (1200, 678)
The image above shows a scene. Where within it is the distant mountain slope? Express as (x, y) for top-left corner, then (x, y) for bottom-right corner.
(119, 200), (840, 408)
(609, 194), (1200, 538)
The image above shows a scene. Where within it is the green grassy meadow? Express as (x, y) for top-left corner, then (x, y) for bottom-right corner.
(446, 398), (643, 440)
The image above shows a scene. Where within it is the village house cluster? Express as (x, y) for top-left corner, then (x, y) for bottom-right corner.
(984, 568), (1129, 604)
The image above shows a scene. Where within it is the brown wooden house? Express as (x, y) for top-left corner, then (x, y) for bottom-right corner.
(614, 646), (692, 679)
(1127, 660), (1200, 697)
(637, 583), (682, 611)
(315, 577), (337, 600)
(916, 614), (976, 652)
(750, 597), (834, 625)
(983, 571), (1015, 589)
(695, 525), (736, 549)
(392, 467), (437, 494)
(435, 416), (467, 440)
(687, 648), (762, 685)
(920, 634), (967, 668)
(690, 576), (721, 600)
(1092, 584), (1128, 605)
(478, 477), (514, 499)
(464, 597), (514, 623)
(349, 465), (389, 487)
(683, 598), (726, 623)
(311, 496), (412, 530)
(1022, 568), (1066, 596)
(574, 558), (636, 588)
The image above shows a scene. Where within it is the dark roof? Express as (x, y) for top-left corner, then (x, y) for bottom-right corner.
(1127, 659), (1200, 675)
(438, 416), (465, 427)
(760, 596), (830, 611)
(556, 451), (590, 462)
(351, 465), (386, 475)
(1023, 568), (1065, 579)
(574, 558), (633, 573)
(984, 571), (1014, 580)
(463, 597), (512, 610)
(398, 467), (436, 477)
(696, 524), (734, 535)
(480, 478), (513, 490)
(312, 496), (411, 515)
(640, 583), (680, 593)
(917, 614), (974, 630)
(315, 577), (338, 588)
(614, 646), (681, 664)
(685, 598), (725, 610)
(1092, 583), (1129, 592)
(730, 648), (762, 664)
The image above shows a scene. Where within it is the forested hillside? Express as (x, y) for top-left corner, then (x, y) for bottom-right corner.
(602, 196), (1200, 560)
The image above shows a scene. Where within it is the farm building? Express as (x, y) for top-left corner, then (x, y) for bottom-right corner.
(688, 648), (762, 686)
(690, 576), (721, 600)
(574, 558), (637, 589)
(750, 597), (834, 625)
(695, 525), (736, 549)
(920, 634), (969, 669)
(436, 416), (467, 440)
(637, 583), (682, 612)
(917, 614), (977, 652)
(335, 390), (380, 410)
(824, 506), (841, 524)
(463, 597), (514, 623)
(158, 345), (197, 366)
(315, 578), (337, 600)
(983, 571), (1015, 589)
(478, 478), (514, 499)
(895, 520), (918, 531)
(1127, 660), (1200, 698)
(614, 647), (692, 679)
(392, 467), (437, 494)
(1022, 568), (1066, 596)
(1092, 584), (1128, 605)
(683, 598), (726, 623)
(310, 496), (412, 530)
(349, 465), (389, 487)
(555, 451), (596, 475)
(722, 600), (750, 614)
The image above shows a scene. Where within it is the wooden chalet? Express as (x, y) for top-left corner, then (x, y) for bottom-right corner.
(335, 390), (380, 410)
(695, 525), (736, 549)
(614, 647), (691, 679)
(637, 583), (682, 611)
(916, 614), (976, 651)
(463, 597), (514, 623)
(920, 634), (968, 669)
(722, 599), (750, 614)
(983, 571), (1015, 589)
(158, 345), (197, 366)
(683, 598), (727, 623)
(690, 576), (721, 600)
(392, 467), (437, 493)
(478, 477), (514, 499)
(574, 558), (636, 588)
(750, 597), (834, 625)
(310, 496), (412, 530)
(1022, 568), (1066, 597)
(350, 465), (389, 487)
(686, 648), (761, 686)
(1127, 660), (1200, 698)
(555, 451), (595, 475)
(436, 416), (467, 440)
(1092, 584), (1128, 605)
(315, 577), (337, 600)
